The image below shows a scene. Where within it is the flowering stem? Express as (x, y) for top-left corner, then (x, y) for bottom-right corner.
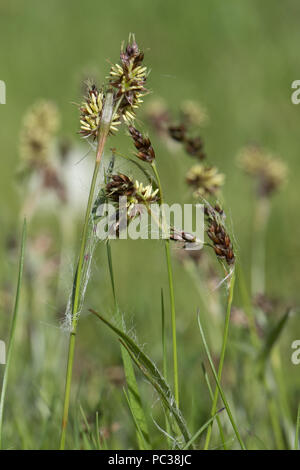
(59, 92), (114, 450)
(204, 270), (235, 450)
(151, 162), (179, 407)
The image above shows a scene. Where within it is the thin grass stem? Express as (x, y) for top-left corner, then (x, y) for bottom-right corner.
(197, 309), (246, 450)
(0, 219), (27, 449)
(151, 161), (179, 407)
(59, 93), (114, 450)
(204, 271), (236, 450)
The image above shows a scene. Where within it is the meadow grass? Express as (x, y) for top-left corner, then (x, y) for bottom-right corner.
(0, 1), (299, 451)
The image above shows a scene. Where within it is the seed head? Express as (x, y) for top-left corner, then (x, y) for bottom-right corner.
(109, 35), (148, 124)
(105, 174), (135, 202)
(129, 126), (155, 163)
(205, 204), (235, 266)
(238, 144), (287, 197)
(105, 174), (158, 204)
(186, 164), (225, 198)
(79, 85), (120, 139)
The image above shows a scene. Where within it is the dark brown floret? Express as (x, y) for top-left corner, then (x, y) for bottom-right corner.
(184, 136), (205, 160)
(168, 124), (206, 160)
(168, 124), (186, 142)
(129, 126), (155, 163)
(120, 41), (144, 68)
(105, 174), (135, 201)
(205, 204), (235, 266)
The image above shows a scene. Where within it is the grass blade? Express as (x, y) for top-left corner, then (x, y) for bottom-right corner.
(197, 312), (246, 450)
(90, 309), (192, 446)
(183, 408), (224, 450)
(161, 289), (171, 446)
(79, 403), (97, 449)
(201, 362), (227, 449)
(95, 411), (101, 450)
(204, 271), (235, 450)
(0, 219), (27, 449)
(123, 387), (148, 450)
(161, 288), (168, 382)
(106, 242), (150, 450)
(119, 339), (191, 447)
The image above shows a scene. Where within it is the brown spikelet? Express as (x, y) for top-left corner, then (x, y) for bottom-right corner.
(129, 126), (155, 163)
(205, 204), (235, 266)
(105, 174), (135, 201)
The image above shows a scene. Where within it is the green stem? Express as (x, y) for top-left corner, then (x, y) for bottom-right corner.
(198, 310), (246, 450)
(202, 363), (227, 449)
(59, 93), (114, 450)
(151, 162), (179, 407)
(0, 220), (26, 449)
(204, 271), (235, 450)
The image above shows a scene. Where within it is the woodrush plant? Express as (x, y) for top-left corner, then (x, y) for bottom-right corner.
(60, 33), (240, 450)
(148, 102), (243, 445)
(91, 115), (243, 449)
(60, 35), (149, 449)
(52, 33), (296, 451)
(61, 34), (200, 449)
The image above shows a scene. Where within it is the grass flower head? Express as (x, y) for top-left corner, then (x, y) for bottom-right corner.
(205, 203), (235, 266)
(109, 35), (148, 124)
(186, 164), (225, 197)
(79, 84), (121, 139)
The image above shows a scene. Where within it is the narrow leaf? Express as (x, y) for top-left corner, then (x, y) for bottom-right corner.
(90, 308), (192, 446)
(183, 408), (225, 450)
(197, 312), (246, 450)
(0, 219), (27, 449)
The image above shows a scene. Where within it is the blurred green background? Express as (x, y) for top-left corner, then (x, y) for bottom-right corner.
(0, 0), (299, 449)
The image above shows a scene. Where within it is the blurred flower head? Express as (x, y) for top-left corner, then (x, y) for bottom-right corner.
(179, 100), (208, 127)
(186, 164), (225, 198)
(145, 98), (170, 136)
(19, 100), (60, 167)
(238, 144), (287, 197)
